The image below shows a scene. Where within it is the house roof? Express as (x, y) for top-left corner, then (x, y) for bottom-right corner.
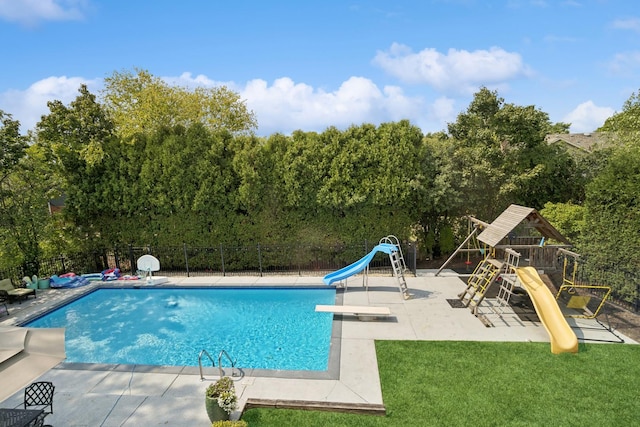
(477, 204), (570, 247)
(545, 132), (615, 153)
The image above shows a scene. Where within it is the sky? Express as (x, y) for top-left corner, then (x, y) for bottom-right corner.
(0, 0), (639, 137)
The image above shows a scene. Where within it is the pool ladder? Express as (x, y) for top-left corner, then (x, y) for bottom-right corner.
(198, 349), (238, 381)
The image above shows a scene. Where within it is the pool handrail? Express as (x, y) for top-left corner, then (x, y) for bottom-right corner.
(198, 349), (215, 381)
(198, 348), (238, 381)
(218, 349), (237, 378)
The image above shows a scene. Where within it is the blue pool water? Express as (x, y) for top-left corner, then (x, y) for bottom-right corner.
(26, 287), (336, 371)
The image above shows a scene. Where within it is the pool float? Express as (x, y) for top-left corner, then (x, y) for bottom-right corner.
(50, 274), (91, 288)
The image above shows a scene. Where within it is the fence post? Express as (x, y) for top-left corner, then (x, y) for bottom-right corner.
(410, 242), (417, 275)
(114, 247), (120, 271)
(129, 244), (136, 275)
(257, 243), (263, 277)
(183, 243), (190, 277)
(220, 244), (225, 277)
(61, 255), (67, 273)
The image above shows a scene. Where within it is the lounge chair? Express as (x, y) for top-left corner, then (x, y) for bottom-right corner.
(0, 278), (36, 303)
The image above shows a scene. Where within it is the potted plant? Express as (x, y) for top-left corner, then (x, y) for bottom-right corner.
(205, 377), (238, 422)
(212, 421), (248, 427)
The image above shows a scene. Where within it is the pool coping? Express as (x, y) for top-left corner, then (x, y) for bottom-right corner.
(17, 283), (344, 381)
(5, 273), (637, 424)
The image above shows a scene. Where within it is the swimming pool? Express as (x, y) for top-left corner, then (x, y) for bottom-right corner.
(25, 287), (336, 371)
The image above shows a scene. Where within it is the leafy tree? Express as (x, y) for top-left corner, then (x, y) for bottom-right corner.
(539, 202), (586, 244)
(0, 112), (56, 274)
(579, 142), (640, 302)
(0, 110), (27, 179)
(36, 85), (115, 237)
(102, 68), (257, 139)
(599, 89), (640, 134)
(443, 87), (579, 221)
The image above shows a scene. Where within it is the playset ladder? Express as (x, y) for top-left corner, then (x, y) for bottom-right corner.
(495, 248), (522, 309)
(459, 256), (503, 313)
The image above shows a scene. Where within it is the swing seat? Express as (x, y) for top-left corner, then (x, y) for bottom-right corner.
(567, 295), (591, 310)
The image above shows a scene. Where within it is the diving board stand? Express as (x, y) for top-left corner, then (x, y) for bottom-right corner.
(315, 305), (392, 321)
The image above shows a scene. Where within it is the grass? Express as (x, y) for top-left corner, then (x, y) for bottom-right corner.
(241, 341), (640, 426)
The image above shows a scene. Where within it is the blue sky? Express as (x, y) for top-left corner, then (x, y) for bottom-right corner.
(1, 0), (639, 136)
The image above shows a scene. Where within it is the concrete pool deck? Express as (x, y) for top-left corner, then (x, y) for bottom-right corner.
(0, 272), (636, 426)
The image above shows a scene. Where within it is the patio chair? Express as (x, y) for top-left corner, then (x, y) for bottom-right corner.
(0, 278), (36, 303)
(24, 381), (54, 417)
(31, 412), (53, 427)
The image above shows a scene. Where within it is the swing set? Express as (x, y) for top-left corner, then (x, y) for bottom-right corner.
(463, 219), (488, 266)
(555, 248), (611, 319)
(555, 248), (624, 343)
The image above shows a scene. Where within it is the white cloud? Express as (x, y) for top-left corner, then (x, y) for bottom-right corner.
(239, 76), (447, 135)
(0, 76), (100, 132)
(372, 43), (531, 94)
(0, 0), (88, 26)
(1, 73), (454, 136)
(430, 96), (457, 125)
(563, 101), (615, 133)
(611, 17), (640, 33)
(607, 51), (640, 76)
(162, 72), (229, 89)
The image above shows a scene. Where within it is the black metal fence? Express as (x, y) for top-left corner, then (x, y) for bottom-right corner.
(0, 241), (418, 284)
(2, 240), (637, 313)
(568, 254), (640, 314)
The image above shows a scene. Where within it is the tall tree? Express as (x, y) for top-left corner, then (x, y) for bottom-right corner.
(36, 85), (115, 241)
(580, 143), (640, 302)
(443, 87), (579, 221)
(0, 110), (27, 181)
(102, 68), (257, 139)
(0, 111), (54, 274)
(599, 89), (640, 134)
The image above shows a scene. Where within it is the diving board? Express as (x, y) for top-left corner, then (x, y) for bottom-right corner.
(315, 304), (391, 321)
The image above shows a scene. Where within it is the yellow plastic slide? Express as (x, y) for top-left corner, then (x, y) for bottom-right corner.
(516, 267), (578, 354)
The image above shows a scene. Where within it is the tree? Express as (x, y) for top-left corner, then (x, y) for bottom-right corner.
(579, 143), (640, 302)
(102, 68), (257, 139)
(0, 110), (27, 181)
(599, 89), (640, 134)
(0, 111), (54, 274)
(443, 87), (579, 221)
(539, 202), (586, 244)
(36, 85), (116, 244)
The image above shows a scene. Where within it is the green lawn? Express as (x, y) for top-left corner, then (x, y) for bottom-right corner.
(241, 341), (640, 426)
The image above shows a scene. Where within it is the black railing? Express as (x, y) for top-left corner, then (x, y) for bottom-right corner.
(0, 241), (418, 285)
(3, 240), (635, 312)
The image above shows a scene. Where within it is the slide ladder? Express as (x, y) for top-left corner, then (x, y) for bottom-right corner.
(390, 250), (411, 300)
(381, 236), (411, 300)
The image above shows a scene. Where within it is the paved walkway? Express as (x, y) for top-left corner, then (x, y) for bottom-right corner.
(0, 272), (635, 426)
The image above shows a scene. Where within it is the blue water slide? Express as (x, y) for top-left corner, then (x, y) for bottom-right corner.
(323, 243), (398, 285)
